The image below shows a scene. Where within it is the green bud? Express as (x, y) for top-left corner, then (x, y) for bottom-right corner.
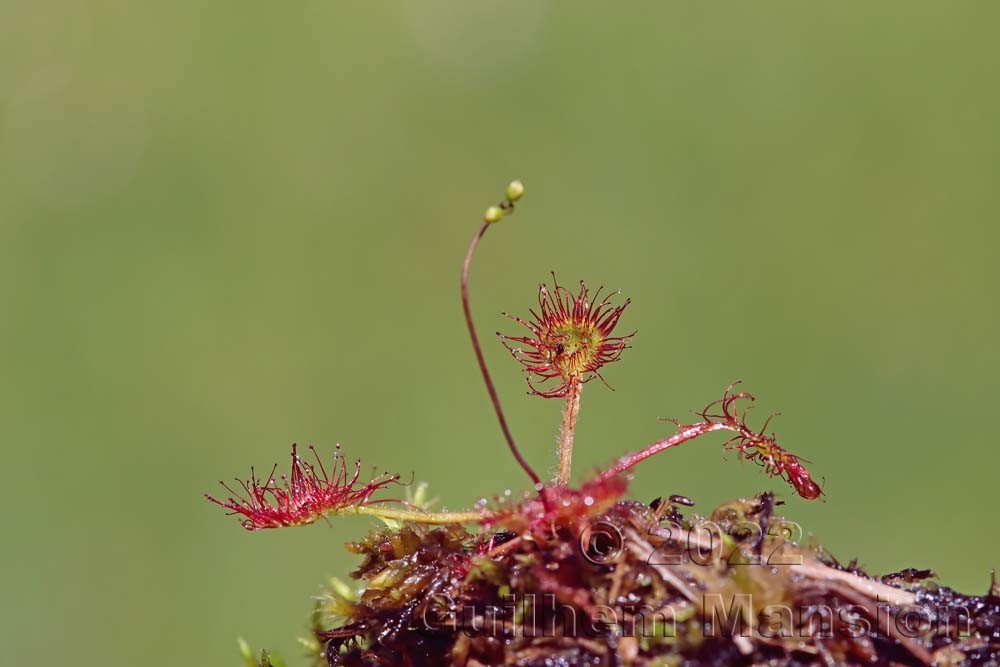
(505, 179), (525, 202)
(484, 205), (504, 224)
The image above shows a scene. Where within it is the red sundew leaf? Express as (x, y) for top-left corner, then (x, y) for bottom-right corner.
(498, 274), (634, 398)
(704, 387), (824, 500)
(206, 444), (404, 530)
(602, 384), (823, 500)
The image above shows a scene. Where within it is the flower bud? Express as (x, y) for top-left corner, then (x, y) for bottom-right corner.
(484, 206), (504, 224)
(505, 180), (525, 202)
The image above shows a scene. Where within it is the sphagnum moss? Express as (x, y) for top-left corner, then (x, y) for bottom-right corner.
(211, 182), (999, 667)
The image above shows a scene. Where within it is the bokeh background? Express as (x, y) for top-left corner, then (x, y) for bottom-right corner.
(2, 3), (998, 665)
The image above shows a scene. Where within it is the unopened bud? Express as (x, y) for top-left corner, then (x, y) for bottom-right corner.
(505, 180), (525, 202)
(484, 205), (504, 224)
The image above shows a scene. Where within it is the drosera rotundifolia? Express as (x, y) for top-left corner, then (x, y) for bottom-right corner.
(209, 182), (998, 667)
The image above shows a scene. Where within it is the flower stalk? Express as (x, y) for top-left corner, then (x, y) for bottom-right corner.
(460, 181), (541, 486)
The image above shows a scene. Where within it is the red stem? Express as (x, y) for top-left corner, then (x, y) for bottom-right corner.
(461, 221), (541, 486)
(600, 421), (732, 481)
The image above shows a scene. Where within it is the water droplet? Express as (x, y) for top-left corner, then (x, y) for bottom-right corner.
(584, 496), (594, 507)
(504, 489), (511, 496)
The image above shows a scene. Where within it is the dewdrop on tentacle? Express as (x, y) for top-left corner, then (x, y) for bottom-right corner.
(601, 383), (824, 501)
(205, 444), (405, 530)
(498, 273), (635, 486)
(498, 275), (634, 399)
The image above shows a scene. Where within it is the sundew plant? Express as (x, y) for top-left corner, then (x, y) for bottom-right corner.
(209, 183), (998, 667)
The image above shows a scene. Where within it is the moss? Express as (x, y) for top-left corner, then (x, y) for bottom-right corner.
(308, 493), (999, 667)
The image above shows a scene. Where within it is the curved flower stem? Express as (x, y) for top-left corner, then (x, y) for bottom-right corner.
(352, 505), (489, 525)
(462, 217), (541, 487)
(555, 380), (581, 485)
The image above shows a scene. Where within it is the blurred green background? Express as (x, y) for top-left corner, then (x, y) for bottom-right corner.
(2, 3), (998, 665)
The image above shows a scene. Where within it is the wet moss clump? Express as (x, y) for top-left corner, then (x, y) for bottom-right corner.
(304, 493), (999, 667)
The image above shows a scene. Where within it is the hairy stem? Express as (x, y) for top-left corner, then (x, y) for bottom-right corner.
(353, 505), (489, 525)
(462, 218), (541, 486)
(600, 421), (732, 481)
(555, 380), (581, 485)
